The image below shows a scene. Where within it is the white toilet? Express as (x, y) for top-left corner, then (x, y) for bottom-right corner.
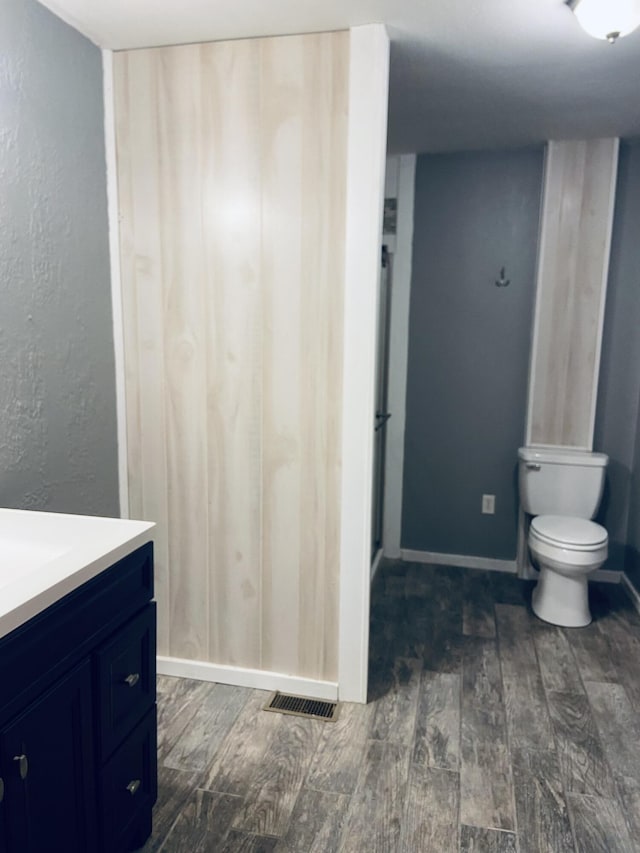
(518, 446), (609, 628)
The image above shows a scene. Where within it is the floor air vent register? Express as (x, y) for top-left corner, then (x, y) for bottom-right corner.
(263, 692), (340, 722)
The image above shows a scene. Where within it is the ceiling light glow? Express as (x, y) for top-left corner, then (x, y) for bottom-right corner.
(569, 0), (640, 43)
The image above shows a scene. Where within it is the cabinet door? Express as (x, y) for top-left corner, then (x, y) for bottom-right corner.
(0, 773), (6, 853)
(1, 660), (97, 853)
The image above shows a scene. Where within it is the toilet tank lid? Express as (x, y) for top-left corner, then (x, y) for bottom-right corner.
(518, 446), (608, 467)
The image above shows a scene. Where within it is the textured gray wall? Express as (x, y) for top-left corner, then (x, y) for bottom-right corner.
(402, 148), (544, 559)
(0, 0), (118, 515)
(594, 143), (640, 574)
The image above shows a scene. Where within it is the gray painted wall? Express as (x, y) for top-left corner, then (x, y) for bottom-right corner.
(0, 0), (118, 515)
(402, 148), (544, 559)
(628, 399), (640, 590)
(594, 142), (640, 574)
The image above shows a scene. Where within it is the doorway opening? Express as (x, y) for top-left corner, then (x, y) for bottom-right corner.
(371, 244), (393, 559)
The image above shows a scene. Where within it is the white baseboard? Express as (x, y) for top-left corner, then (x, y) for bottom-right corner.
(156, 657), (338, 701)
(400, 549), (517, 574)
(622, 573), (640, 614)
(591, 569), (622, 583)
(370, 548), (384, 583)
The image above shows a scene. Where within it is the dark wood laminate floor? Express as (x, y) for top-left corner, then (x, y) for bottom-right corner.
(140, 562), (640, 852)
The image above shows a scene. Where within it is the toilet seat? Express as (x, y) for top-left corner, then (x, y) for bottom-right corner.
(530, 515), (608, 552)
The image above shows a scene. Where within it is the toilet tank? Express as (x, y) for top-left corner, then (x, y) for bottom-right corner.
(518, 447), (608, 518)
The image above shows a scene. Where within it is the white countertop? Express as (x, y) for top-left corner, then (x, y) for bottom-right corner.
(0, 509), (155, 640)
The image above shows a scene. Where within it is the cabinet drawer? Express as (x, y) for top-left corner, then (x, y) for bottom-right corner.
(96, 603), (156, 760)
(100, 706), (157, 853)
(0, 542), (153, 729)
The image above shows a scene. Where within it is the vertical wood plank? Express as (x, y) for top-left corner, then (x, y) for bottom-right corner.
(462, 637), (503, 708)
(259, 34), (304, 676)
(163, 683), (248, 773)
(370, 657), (422, 745)
(139, 766), (203, 852)
(296, 32), (348, 682)
(259, 33), (348, 679)
(231, 715), (323, 836)
(502, 673), (555, 751)
(159, 789), (243, 853)
(305, 699), (375, 794)
(511, 748), (574, 853)
(460, 704), (515, 831)
(114, 51), (172, 654)
(399, 765), (459, 853)
(585, 681), (640, 786)
(199, 39), (264, 668)
(533, 625), (584, 694)
(157, 45), (212, 660)
(413, 671), (460, 770)
(546, 690), (615, 797)
(202, 690), (280, 797)
(338, 740), (411, 853)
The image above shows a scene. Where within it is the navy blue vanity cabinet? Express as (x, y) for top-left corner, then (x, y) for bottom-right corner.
(0, 542), (157, 853)
(0, 660), (97, 852)
(0, 755), (7, 853)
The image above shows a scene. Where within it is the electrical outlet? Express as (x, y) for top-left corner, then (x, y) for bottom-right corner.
(482, 494), (496, 514)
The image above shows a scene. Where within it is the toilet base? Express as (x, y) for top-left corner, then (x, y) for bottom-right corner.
(531, 566), (592, 628)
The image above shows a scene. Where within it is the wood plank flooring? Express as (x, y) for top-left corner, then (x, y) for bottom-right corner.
(140, 562), (640, 851)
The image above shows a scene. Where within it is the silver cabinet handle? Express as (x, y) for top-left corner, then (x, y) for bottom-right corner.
(124, 673), (140, 688)
(526, 463), (541, 471)
(0, 777), (4, 802)
(126, 779), (141, 796)
(13, 754), (28, 780)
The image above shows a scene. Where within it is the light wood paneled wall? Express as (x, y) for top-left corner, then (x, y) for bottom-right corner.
(113, 32), (348, 682)
(527, 139), (619, 449)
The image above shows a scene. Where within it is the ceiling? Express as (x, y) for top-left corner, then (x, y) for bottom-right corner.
(36, 0), (640, 154)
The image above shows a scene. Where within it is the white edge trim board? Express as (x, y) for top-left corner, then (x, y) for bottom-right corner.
(338, 23), (390, 705)
(587, 137), (619, 450)
(103, 49), (130, 520)
(382, 154), (416, 560)
(622, 572), (640, 614)
(370, 547), (384, 583)
(524, 141), (549, 447)
(401, 549), (517, 574)
(157, 657), (338, 702)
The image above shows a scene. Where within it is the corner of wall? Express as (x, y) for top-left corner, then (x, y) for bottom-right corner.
(102, 48), (129, 519)
(383, 153), (416, 559)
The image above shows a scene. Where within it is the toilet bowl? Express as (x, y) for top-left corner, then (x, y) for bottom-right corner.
(518, 446), (609, 628)
(528, 515), (608, 627)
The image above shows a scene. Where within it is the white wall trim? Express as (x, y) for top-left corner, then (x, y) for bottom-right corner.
(157, 657), (338, 701)
(524, 142), (548, 447)
(370, 547), (384, 583)
(383, 154), (416, 559)
(587, 137), (619, 450)
(622, 572), (640, 613)
(103, 49), (130, 519)
(338, 24), (390, 704)
(401, 549), (517, 574)
(401, 548), (621, 583)
(591, 569), (622, 583)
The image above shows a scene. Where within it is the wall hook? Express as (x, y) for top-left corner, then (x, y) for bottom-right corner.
(495, 266), (510, 287)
